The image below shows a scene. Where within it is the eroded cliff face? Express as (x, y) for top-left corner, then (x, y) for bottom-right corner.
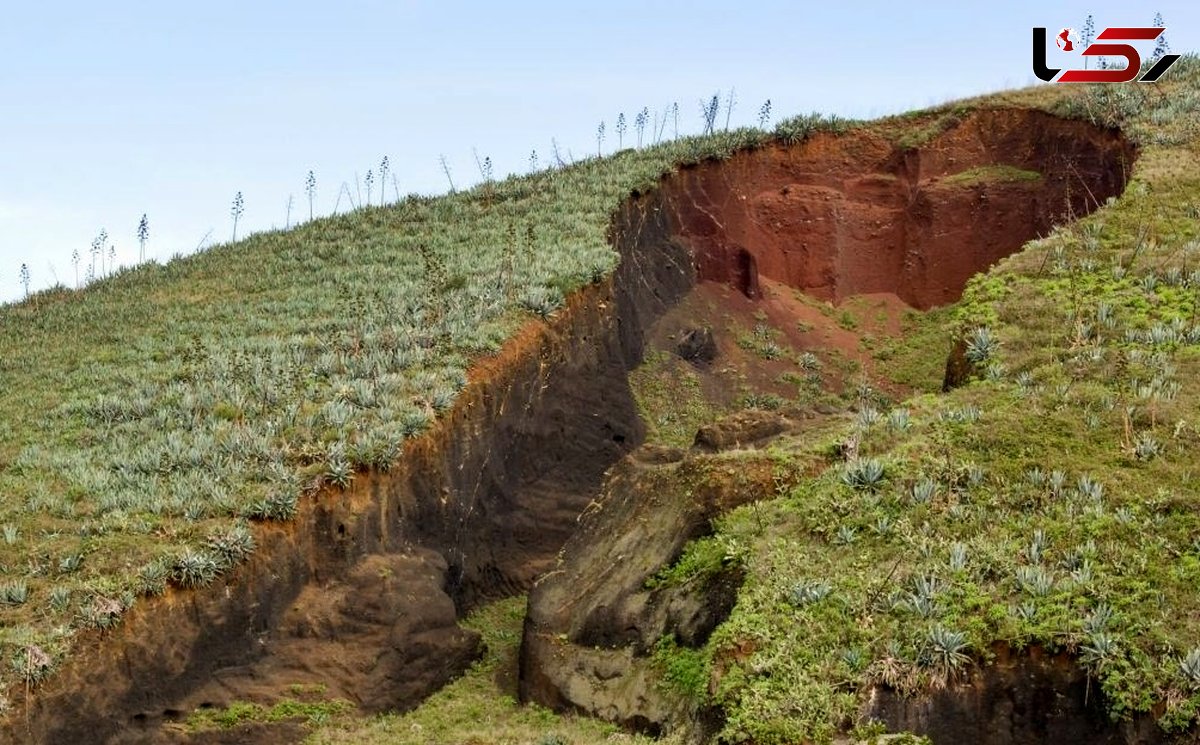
(518, 413), (794, 737)
(867, 644), (1164, 745)
(654, 108), (1133, 308)
(4, 108), (1137, 744)
(521, 109), (1140, 742)
(5, 244), (692, 744)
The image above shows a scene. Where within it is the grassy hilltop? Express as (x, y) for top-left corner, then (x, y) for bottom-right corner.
(3, 55), (1200, 743)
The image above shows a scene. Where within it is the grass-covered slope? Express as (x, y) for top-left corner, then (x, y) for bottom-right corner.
(1, 50), (1198, 743)
(0, 109), (850, 694)
(645, 61), (1200, 743)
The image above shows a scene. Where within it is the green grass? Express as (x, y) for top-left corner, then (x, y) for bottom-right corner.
(1, 44), (1198, 743)
(0, 120), (824, 682)
(873, 306), (957, 393)
(650, 56), (1200, 743)
(629, 350), (720, 448)
(188, 698), (354, 731)
(940, 165), (1042, 187)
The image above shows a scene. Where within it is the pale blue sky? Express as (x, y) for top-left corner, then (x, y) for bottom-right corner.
(1, 1), (1196, 301)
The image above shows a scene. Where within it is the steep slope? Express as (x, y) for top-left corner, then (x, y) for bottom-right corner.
(0, 59), (1196, 745)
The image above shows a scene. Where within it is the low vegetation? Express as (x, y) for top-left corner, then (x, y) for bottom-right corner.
(647, 56), (1200, 743)
(0, 98), (852, 700)
(308, 597), (666, 745)
(1, 34), (1198, 744)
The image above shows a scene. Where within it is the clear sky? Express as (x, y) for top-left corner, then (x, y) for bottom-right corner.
(1, 1), (1196, 302)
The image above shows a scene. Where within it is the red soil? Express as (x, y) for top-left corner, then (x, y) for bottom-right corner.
(658, 109), (1134, 309)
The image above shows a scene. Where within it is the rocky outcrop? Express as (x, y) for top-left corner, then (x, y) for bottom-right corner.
(520, 415), (787, 736)
(692, 409), (795, 453)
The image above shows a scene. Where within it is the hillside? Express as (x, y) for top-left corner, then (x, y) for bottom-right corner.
(1, 58), (1199, 743)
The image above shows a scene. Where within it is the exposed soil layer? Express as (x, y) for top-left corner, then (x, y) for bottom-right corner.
(519, 417), (791, 737)
(2, 108), (1137, 744)
(867, 644), (1164, 744)
(664, 108), (1134, 309)
(3, 248), (691, 743)
(523, 110), (1145, 742)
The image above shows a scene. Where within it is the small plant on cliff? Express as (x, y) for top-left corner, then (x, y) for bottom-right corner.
(964, 326), (998, 364)
(1152, 12), (1170, 62)
(230, 191), (245, 242)
(1179, 648), (1200, 688)
(305, 170), (317, 219)
(137, 213), (149, 261)
(652, 635), (710, 700)
(324, 442), (354, 489)
(909, 477), (937, 504)
(758, 99), (772, 129)
(172, 549), (221, 588)
(519, 285), (563, 319)
(1081, 632), (1120, 673)
(856, 406), (882, 431)
(635, 107), (649, 147)
(700, 93), (720, 135)
(206, 523), (257, 568)
(1133, 431), (1161, 461)
(923, 625), (970, 679)
(12, 645), (53, 684)
(136, 558), (171, 596)
(0, 581), (29, 605)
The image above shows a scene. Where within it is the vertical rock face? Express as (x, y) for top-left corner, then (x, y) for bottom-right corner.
(519, 437), (784, 737)
(866, 644), (1165, 745)
(653, 109), (1133, 309)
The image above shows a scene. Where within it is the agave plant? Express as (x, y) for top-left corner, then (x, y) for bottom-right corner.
(205, 523), (257, 568)
(908, 477), (937, 505)
(840, 647), (867, 673)
(172, 549), (221, 589)
(324, 442), (355, 489)
(841, 458), (886, 491)
(856, 406), (882, 431)
(924, 625), (970, 677)
(964, 326), (998, 364)
(1080, 631), (1119, 671)
(887, 408), (911, 432)
(789, 578), (833, 607)
(1179, 648), (1200, 688)
(1133, 432), (1160, 461)
(834, 525), (857, 545)
(1016, 565), (1054, 596)
(1082, 603), (1114, 635)
(0, 581), (29, 606)
(137, 558), (171, 596)
(948, 543), (968, 572)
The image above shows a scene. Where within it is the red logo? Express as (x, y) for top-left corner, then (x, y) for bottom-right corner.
(1033, 26), (1180, 83)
